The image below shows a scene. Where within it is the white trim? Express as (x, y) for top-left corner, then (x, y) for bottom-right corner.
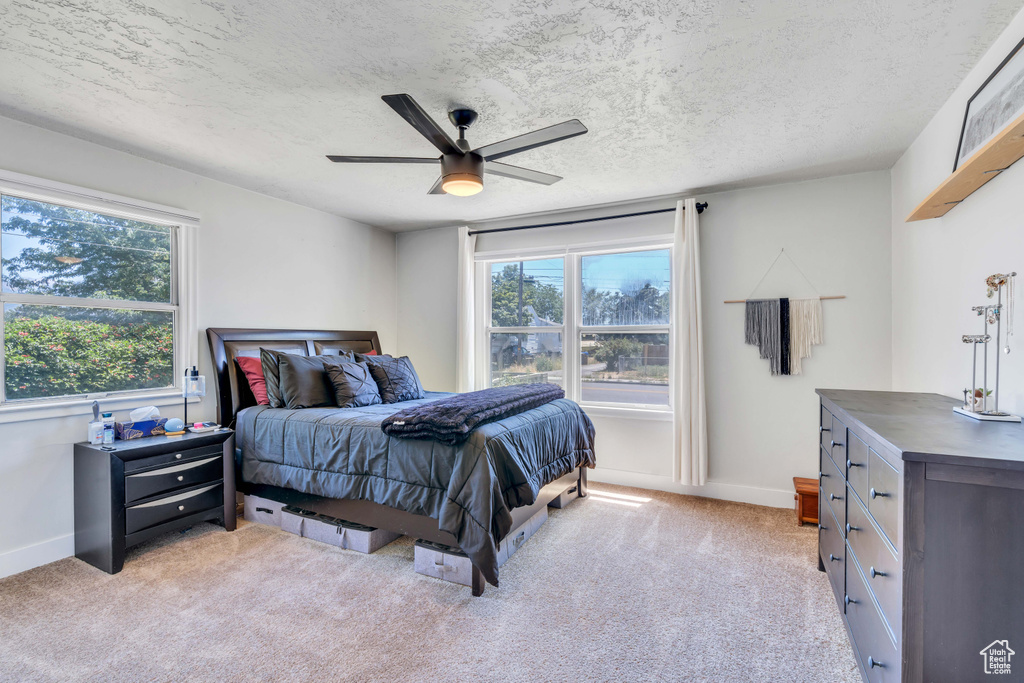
(0, 391), (200, 424)
(474, 235), (671, 261)
(0, 169), (200, 228)
(579, 404), (673, 420)
(588, 468), (795, 509)
(0, 533), (75, 579)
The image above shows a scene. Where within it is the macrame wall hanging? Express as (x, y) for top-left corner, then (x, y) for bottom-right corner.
(725, 249), (845, 376)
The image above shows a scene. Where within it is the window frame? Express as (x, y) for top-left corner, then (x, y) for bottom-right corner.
(0, 169), (199, 422)
(475, 236), (673, 416)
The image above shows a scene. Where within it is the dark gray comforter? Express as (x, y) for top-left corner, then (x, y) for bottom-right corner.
(236, 392), (596, 586)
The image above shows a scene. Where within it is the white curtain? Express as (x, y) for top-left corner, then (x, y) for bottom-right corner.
(673, 199), (708, 485)
(456, 225), (477, 393)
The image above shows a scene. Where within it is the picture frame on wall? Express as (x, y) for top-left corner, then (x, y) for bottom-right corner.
(954, 35), (1024, 172)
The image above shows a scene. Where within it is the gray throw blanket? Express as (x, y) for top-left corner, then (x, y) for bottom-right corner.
(382, 383), (565, 445)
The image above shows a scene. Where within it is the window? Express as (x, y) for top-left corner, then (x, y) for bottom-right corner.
(1, 193), (182, 404)
(485, 258), (564, 388)
(579, 249), (671, 407)
(479, 244), (672, 410)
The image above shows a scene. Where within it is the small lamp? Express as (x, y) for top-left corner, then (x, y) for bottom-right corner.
(183, 366), (206, 427)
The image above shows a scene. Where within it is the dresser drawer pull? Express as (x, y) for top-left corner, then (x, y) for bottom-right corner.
(870, 487), (889, 499)
(831, 440), (843, 448)
(829, 493), (842, 501)
(868, 656), (883, 669)
(829, 553), (841, 562)
(178, 505), (185, 511)
(844, 594), (857, 606)
(819, 471), (827, 478)
(846, 523), (859, 533)
(819, 426), (830, 434)
(819, 523), (827, 531)
(177, 475), (184, 482)
(846, 459), (862, 469)
(869, 566), (887, 579)
(175, 453), (182, 460)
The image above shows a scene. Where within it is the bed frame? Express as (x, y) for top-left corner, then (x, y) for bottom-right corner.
(206, 327), (586, 596)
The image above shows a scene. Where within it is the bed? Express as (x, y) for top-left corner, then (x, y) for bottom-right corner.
(207, 328), (596, 595)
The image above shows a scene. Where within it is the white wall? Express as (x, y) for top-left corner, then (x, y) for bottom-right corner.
(892, 6), (1024, 415)
(396, 170), (893, 507)
(0, 115), (398, 577)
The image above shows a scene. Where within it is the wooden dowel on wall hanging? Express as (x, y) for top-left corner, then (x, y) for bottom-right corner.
(722, 295), (847, 304)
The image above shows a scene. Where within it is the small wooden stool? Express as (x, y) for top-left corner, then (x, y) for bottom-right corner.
(793, 476), (819, 526)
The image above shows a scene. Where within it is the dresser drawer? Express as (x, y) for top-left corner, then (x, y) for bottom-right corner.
(820, 404), (834, 451)
(819, 502), (846, 612)
(125, 455), (222, 504)
(846, 491), (901, 644)
(868, 449), (900, 546)
(845, 551), (899, 682)
(829, 413), (848, 472)
(820, 447), (846, 532)
(125, 483), (223, 535)
(123, 444), (224, 474)
(846, 431), (869, 503)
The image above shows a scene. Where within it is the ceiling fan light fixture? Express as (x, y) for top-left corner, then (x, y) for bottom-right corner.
(442, 174), (483, 196)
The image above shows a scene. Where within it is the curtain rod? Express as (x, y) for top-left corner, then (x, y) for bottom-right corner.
(467, 201), (708, 236)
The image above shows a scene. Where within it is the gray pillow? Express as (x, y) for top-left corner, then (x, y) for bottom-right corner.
(355, 352), (391, 364)
(262, 349), (354, 409)
(326, 362), (382, 408)
(366, 356), (425, 403)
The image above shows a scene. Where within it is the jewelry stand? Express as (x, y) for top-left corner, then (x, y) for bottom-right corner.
(955, 272), (1019, 422)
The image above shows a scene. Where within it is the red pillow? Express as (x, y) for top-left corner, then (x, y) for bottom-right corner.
(365, 350), (377, 356)
(236, 355), (269, 405)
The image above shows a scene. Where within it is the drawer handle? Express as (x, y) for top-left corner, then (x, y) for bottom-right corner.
(829, 553), (840, 562)
(256, 507), (273, 514)
(868, 656), (883, 669)
(818, 523), (827, 531)
(870, 488), (889, 499)
(830, 440), (839, 448)
(177, 475), (184, 482)
(844, 595), (857, 606)
(869, 566), (887, 579)
(178, 505), (185, 511)
(829, 493), (842, 501)
(819, 426), (830, 434)
(847, 459), (862, 469)
(175, 453), (182, 460)
(819, 471), (828, 478)
(846, 523), (859, 533)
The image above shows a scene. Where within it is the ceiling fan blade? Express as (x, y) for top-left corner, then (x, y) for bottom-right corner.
(427, 177), (446, 194)
(485, 161), (562, 185)
(326, 155), (437, 164)
(381, 94), (461, 156)
(473, 119), (587, 161)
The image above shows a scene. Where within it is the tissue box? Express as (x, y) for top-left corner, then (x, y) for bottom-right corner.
(115, 418), (169, 440)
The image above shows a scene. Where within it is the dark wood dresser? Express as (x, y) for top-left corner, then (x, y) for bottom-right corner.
(74, 430), (235, 574)
(817, 390), (1024, 682)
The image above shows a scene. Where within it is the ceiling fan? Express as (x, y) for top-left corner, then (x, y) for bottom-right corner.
(326, 94), (587, 196)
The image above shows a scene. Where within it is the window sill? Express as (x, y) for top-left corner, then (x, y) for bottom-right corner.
(0, 390), (200, 425)
(578, 404), (674, 421)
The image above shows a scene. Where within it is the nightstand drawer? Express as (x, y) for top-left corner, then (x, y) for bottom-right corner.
(125, 456), (222, 504)
(123, 444), (224, 474)
(126, 483), (223, 535)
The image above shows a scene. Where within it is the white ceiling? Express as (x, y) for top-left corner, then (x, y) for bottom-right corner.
(0, 1), (1020, 231)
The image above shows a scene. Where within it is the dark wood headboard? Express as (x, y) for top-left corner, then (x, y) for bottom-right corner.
(206, 328), (382, 428)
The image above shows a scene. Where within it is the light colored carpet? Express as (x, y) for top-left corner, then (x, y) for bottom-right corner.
(0, 484), (858, 682)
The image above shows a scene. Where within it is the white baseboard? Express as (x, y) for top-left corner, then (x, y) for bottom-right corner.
(0, 534), (75, 579)
(589, 468), (795, 509)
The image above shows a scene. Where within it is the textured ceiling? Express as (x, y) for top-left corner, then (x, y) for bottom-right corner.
(0, 1), (1021, 231)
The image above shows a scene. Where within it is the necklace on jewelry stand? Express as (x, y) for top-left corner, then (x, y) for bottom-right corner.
(988, 272), (1016, 354)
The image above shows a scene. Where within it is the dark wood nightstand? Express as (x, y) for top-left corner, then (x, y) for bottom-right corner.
(73, 429), (236, 574)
